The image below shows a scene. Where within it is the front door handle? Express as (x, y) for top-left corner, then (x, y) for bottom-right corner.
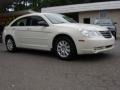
(12, 28), (16, 30)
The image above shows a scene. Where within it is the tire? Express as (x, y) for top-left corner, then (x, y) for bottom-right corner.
(54, 36), (77, 60)
(5, 37), (16, 52)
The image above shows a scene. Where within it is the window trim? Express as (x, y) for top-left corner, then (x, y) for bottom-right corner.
(11, 17), (29, 27)
(28, 15), (49, 26)
(11, 15), (49, 27)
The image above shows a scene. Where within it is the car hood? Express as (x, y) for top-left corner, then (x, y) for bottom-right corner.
(54, 23), (107, 31)
(101, 25), (115, 30)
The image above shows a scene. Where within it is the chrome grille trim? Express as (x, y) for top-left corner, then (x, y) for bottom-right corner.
(99, 31), (112, 38)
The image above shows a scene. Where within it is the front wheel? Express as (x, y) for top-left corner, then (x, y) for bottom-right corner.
(54, 37), (77, 60)
(5, 37), (16, 52)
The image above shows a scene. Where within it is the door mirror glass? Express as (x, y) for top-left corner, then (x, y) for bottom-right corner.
(113, 22), (117, 25)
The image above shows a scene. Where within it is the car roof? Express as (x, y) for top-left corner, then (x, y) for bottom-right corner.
(8, 12), (56, 26)
(20, 12), (56, 17)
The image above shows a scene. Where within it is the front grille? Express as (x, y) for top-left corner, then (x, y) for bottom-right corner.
(106, 45), (113, 48)
(99, 31), (112, 38)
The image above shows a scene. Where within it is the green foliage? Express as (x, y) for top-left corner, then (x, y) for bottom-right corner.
(0, 0), (116, 13)
(0, 7), (6, 12)
(31, 0), (42, 11)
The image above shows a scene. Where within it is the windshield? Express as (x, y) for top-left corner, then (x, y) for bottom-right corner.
(44, 13), (77, 24)
(94, 19), (113, 26)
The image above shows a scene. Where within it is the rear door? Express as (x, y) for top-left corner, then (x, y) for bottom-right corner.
(11, 17), (30, 47)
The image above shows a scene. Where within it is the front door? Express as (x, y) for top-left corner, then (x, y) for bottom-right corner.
(22, 16), (52, 50)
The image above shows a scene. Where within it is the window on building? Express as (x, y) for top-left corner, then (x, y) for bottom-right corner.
(100, 10), (108, 18)
(83, 18), (90, 24)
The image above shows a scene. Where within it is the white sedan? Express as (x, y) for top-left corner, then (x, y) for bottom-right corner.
(3, 13), (115, 60)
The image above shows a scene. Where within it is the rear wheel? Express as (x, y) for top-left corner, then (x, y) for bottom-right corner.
(5, 37), (16, 52)
(54, 36), (77, 60)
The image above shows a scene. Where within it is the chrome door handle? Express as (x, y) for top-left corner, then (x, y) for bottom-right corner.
(12, 28), (16, 30)
(27, 28), (32, 31)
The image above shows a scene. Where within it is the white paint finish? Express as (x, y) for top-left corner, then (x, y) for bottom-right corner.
(41, 1), (120, 13)
(3, 13), (115, 55)
(12, 26), (51, 50)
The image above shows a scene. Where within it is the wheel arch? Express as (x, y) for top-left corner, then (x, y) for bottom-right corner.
(52, 34), (77, 52)
(5, 35), (15, 43)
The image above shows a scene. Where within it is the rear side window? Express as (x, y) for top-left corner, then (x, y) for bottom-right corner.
(11, 17), (28, 26)
(11, 16), (48, 26)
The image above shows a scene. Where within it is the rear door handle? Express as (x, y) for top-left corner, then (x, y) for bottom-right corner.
(27, 28), (32, 31)
(13, 28), (28, 31)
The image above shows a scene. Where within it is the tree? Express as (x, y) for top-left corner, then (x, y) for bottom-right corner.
(0, 0), (116, 13)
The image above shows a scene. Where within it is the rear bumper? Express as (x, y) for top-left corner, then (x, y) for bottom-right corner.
(76, 37), (115, 54)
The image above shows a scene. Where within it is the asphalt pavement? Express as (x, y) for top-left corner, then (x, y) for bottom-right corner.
(0, 40), (120, 90)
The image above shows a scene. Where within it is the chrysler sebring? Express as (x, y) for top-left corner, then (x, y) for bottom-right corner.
(3, 13), (115, 60)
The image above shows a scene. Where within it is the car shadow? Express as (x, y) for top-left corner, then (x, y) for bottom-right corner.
(17, 48), (112, 62)
(2, 47), (113, 62)
(16, 48), (54, 57)
(72, 53), (113, 62)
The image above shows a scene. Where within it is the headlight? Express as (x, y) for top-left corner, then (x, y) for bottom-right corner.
(80, 30), (102, 38)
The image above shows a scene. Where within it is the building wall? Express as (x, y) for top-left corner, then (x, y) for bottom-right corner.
(79, 9), (120, 38)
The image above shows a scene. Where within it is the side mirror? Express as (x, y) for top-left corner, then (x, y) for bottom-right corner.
(38, 21), (49, 27)
(113, 22), (117, 25)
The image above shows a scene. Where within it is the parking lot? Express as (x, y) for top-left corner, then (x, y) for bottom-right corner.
(0, 40), (120, 90)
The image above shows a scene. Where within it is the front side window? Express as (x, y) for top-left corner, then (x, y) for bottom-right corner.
(12, 17), (28, 26)
(29, 16), (48, 26)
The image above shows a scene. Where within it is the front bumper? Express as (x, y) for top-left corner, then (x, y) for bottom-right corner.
(76, 36), (115, 54)
(111, 31), (116, 39)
